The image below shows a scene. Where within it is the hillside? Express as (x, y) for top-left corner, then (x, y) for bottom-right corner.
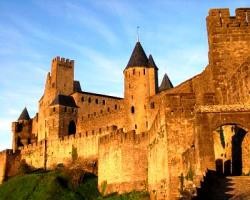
(0, 171), (149, 200)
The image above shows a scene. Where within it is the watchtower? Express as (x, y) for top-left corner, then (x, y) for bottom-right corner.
(124, 42), (158, 133)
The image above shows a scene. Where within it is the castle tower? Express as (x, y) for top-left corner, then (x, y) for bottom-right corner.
(48, 95), (78, 139)
(12, 107), (33, 152)
(124, 42), (158, 133)
(206, 8), (250, 103)
(37, 57), (75, 141)
(50, 56), (74, 96)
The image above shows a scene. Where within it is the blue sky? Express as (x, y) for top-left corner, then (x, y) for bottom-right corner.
(0, 0), (249, 150)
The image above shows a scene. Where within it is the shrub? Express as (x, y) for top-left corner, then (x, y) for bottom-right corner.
(18, 160), (32, 175)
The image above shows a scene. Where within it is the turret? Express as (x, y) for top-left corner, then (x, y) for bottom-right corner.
(158, 73), (173, 92)
(124, 42), (158, 133)
(206, 8), (250, 103)
(12, 107), (33, 152)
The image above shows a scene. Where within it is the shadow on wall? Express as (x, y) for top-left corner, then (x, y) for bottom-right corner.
(195, 170), (234, 200)
(214, 125), (247, 176)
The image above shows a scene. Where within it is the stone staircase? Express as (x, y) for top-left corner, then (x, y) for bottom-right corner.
(196, 172), (250, 200)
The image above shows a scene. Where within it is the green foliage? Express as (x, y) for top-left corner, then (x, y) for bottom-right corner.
(62, 164), (85, 190)
(99, 191), (149, 200)
(71, 145), (78, 162)
(185, 167), (194, 181)
(218, 127), (225, 148)
(18, 159), (32, 175)
(100, 180), (107, 196)
(179, 173), (184, 193)
(0, 172), (149, 200)
(0, 172), (78, 200)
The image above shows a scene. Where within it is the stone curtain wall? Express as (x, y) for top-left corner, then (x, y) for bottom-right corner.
(98, 128), (148, 195)
(0, 151), (7, 184)
(148, 108), (170, 200)
(19, 126), (112, 169)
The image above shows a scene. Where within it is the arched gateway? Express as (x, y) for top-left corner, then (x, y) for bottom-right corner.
(195, 105), (250, 176)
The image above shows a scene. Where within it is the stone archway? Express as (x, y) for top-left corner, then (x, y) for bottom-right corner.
(195, 109), (250, 175)
(68, 120), (76, 135)
(212, 124), (248, 176)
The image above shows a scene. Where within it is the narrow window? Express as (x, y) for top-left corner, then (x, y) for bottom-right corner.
(143, 69), (145, 75)
(68, 120), (76, 135)
(150, 102), (155, 109)
(135, 124), (137, 129)
(131, 106), (135, 114)
(103, 100), (106, 105)
(115, 104), (117, 110)
(107, 107), (110, 112)
(95, 99), (98, 104)
(133, 69), (135, 75)
(88, 97), (91, 103)
(53, 107), (56, 112)
(81, 97), (84, 102)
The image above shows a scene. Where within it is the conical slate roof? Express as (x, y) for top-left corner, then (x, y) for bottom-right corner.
(159, 74), (173, 91)
(18, 107), (30, 121)
(126, 42), (149, 69)
(148, 54), (158, 70)
(73, 80), (82, 92)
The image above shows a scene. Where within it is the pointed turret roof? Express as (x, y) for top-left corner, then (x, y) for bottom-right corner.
(159, 74), (173, 91)
(148, 54), (158, 70)
(73, 81), (82, 92)
(18, 107), (30, 121)
(126, 42), (149, 69)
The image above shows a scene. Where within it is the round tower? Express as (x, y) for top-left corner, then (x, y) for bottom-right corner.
(12, 107), (32, 152)
(124, 42), (158, 133)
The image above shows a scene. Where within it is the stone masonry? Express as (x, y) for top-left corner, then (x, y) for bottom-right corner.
(0, 8), (250, 200)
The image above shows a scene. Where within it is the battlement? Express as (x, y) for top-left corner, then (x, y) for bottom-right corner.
(207, 8), (250, 29)
(18, 125), (118, 152)
(52, 56), (74, 67)
(99, 129), (148, 146)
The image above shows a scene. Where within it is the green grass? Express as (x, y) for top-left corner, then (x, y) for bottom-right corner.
(0, 172), (149, 200)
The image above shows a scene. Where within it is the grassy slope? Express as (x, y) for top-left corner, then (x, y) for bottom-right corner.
(0, 172), (149, 200)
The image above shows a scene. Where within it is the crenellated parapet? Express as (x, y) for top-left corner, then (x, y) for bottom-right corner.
(52, 56), (74, 68)
(207, 8), (250, 30)
(99, 128), (148, 147)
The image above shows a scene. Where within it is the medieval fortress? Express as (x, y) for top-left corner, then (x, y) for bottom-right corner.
(1, 8), (250, 200)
